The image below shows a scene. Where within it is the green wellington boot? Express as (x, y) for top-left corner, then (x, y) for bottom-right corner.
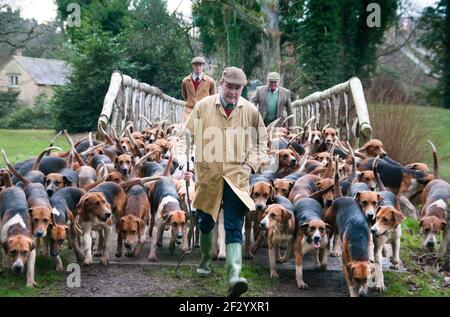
(196, 232), (213, 277)
(226, 243), (248, 297)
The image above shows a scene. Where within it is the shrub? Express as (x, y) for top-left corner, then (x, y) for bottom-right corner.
(1, 94), (55, 129)
(0, 90), (19, 119)
(369, 104), (428, 164)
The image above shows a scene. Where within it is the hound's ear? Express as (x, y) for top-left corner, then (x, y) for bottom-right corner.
(420, 219), (424, 227)
(440, 219), (447, 231)
(325, 223), (332, 234)
(375, 206), (382, 215)
(67, 209), (74, 223)
(354, 192), (361, 201)
(346, 262), (355, 276)
(75, 195), (88, 216)
(137, 218), (145, 234)
(300, 222), (309, 233)
(114, 157), (119, 165)
(269, 184), (275, 200)
(393, 210), (405, 225)
(292, 148), (301, 160)
(3, 242), (8, 253)
(282, 208), (292, 221)
(51, 212), (57, 226)
(161, 212), (171, 222)
(63, 176), (72, 187)
(116, 217), (124, 234)
(269, 179), (275, 188)
(377, 194), (384, 203)
(28, 208), (34, 215)
(358, 172), (363, 181)
(28, 238), (36, 251)
(250, 185), (255, 197)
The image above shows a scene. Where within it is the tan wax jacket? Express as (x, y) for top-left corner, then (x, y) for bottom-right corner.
(177, 94), (268, 220)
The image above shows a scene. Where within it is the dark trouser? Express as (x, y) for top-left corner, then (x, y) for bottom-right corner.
(197, 181), (248, 244)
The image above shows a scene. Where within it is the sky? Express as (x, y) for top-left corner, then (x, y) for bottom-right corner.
(1, 0), (192, 23)
(1, 0), (439, 24)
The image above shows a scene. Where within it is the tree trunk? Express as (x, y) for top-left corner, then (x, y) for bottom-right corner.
(223, 6), (241, 67)
(444, 0), (450, 109)
(260, 0), (282, 79)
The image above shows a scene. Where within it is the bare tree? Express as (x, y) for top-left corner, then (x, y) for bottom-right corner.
(0, 4), (43, 51)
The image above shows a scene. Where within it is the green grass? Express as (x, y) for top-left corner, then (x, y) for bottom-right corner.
(0, 253), (68, 297)
(0, 130), (74, 296)
(368, 104), (450, 182)
(0, 105), (449, 297)
(149, 264), (276, 297)
(376, 218), (450, 297)
(0, 129), (70, 164)
(415, 106), (450, 182)
(382, 271), (449, 297)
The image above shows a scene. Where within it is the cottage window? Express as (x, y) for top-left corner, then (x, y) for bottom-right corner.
(9, 75), (19, 87)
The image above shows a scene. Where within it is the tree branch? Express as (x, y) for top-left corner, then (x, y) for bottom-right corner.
(0, 12), (43, 50)
(376, 19), (421, 58)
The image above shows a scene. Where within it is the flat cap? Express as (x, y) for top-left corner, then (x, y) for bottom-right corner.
(222, 66), (247, 86)
(191, 56), (206, 64)
(267, 72), (280, 81)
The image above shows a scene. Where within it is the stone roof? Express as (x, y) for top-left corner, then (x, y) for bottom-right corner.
(12, 55), (71, 86)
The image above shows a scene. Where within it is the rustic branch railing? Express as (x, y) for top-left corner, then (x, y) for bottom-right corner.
(97, 71), (185, 139)
(98, 72), (371, 147)
(291, 77), (372, 147)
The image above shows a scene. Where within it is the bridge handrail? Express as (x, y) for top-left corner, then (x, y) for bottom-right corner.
(291, 76), (372, 147)
(99, 72), (371, 147)
(97, 70), (184, 138)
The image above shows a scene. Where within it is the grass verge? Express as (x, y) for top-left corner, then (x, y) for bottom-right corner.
(376, 218), (450, 297)
(0, 253), (68, 297)
(0, 129), (70, 164)
(368, 104), (450, 182)
(149, 264), (276, 297)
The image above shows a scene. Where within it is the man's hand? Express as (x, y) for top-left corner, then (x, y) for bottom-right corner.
(183, 171), (193, 181)
(242, 163), (252, 173)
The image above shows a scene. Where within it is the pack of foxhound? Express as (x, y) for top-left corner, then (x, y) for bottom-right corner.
(0, 116), (448, 297)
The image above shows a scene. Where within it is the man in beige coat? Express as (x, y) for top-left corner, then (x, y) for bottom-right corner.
(181, 56), (217, 122)
(251, 72), (294, 127)
(180, 67), (268, 297)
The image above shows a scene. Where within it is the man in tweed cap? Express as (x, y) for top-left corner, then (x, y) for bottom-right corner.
(181, 56), (216, 122)
(179, 66), (268, 297)
(251, 71), (294, 127)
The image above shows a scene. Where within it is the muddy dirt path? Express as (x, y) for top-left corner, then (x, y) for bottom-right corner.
(60, 264), (348, 297)
(55, 231), (404, 297)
